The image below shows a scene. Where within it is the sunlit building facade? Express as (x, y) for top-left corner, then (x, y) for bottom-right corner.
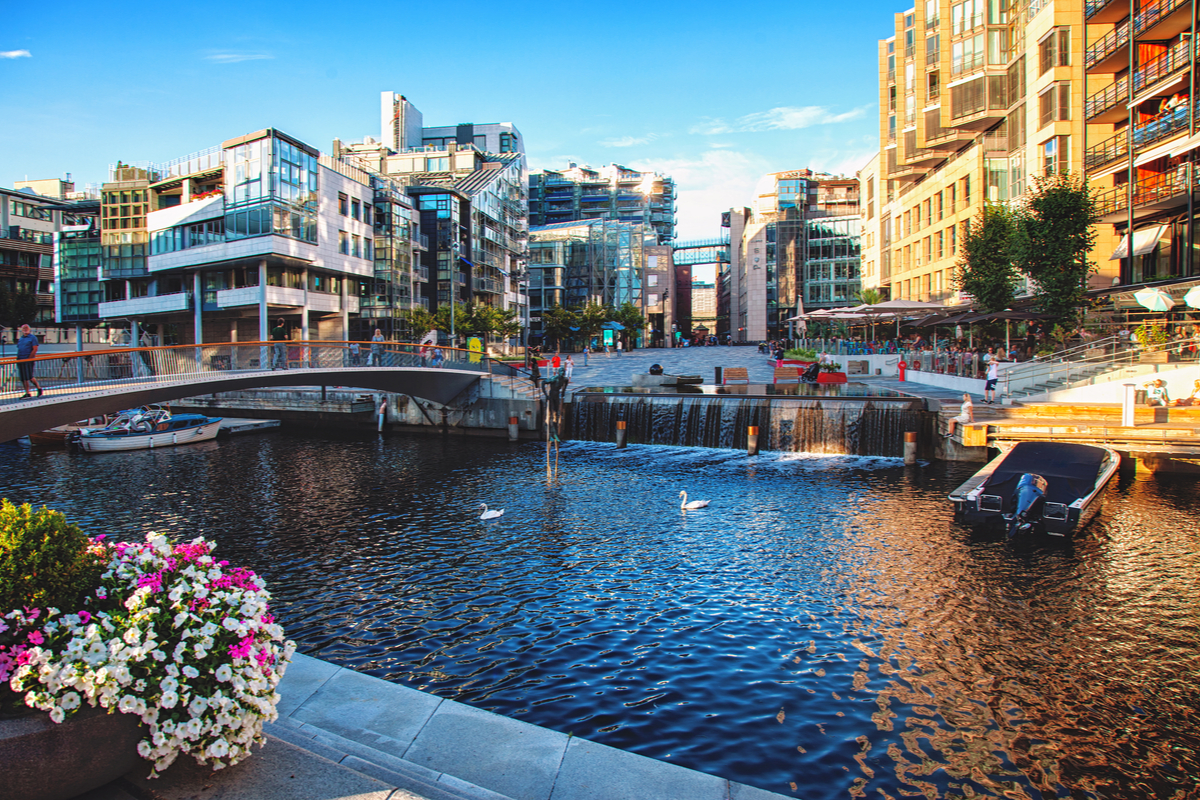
(529, 163), (677, 244)
(878, 0), (1114, 305)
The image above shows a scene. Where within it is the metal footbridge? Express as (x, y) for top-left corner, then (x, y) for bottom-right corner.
(0, 341), (528, 442)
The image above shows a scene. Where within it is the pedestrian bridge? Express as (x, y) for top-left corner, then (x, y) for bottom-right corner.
(0, 341), (524, 441)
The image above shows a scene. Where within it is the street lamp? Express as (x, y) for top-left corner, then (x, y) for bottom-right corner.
(449, 240), (459, 346)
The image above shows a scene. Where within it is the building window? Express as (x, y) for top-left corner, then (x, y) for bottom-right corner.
(363, 204), (372, 226)
(352, 234), (361, 258)
(1043, 135), (1069, 174)
(1038, 28), (1069, 76)
(339, 230), (349, 255)
(950, 224), (957, 254)
(339, 193), (348, 216)
(351, 199), (361, 221)
(364, 238), (373, 261)
(1038, 83), (1070, 128)
(426, 157), (449, 171)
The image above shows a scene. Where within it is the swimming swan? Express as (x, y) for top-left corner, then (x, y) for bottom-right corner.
(679, 491), (710, 510)
(479, 503), (504, 520)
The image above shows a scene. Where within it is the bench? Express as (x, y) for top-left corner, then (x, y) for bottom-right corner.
(723, 367), (750, 385)
(773, 367), (800, 384)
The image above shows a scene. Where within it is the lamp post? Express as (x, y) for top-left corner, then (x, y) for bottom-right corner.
(449, 240), (459, 347)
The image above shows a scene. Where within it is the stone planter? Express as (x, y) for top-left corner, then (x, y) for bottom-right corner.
(0, 704), (144, 800)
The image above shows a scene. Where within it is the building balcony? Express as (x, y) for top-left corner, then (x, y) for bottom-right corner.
(1085, 21), (1130, 73)
(1133, 103), (1190, 150)
(1094, 166), (1193, 220)
(1085, 74), (1130, 122)
(1086, 0), (1129, 23)
(146, 193), (224, 232)
(473, 277), (502, 294)
(1085, 130), (1129, 172)
(906, 147), (949, 167)
(99, 290), (191, 318)
(1134, 0), (1192, 39)
(1131, 39), (1191, 98)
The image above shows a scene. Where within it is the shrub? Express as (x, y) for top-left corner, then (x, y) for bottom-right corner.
(0, 500), (104, 613)
(784, 347), (818, 361)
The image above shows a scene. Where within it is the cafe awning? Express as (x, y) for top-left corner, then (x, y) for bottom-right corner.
(1109, 224), (1167, 260)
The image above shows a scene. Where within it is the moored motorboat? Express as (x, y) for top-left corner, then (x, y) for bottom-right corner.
(29, 415), (115, 446)
(68, 407), (223, 453)
(949, 441), (1120, 537)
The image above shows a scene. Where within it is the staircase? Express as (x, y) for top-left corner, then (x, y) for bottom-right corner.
(1003, 337), (1194, 402)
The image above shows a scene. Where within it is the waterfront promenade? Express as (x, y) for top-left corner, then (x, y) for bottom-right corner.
(81, 652), (791, 800)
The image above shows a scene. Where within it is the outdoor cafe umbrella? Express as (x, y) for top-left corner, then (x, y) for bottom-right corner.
(1184, 285), (1200, 309)
(1133, 287), (1176, 312)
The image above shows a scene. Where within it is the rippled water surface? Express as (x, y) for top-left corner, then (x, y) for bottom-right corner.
(1, 431), (1198, 799)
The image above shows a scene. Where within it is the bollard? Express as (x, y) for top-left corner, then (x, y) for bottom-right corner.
(616, 420), (627, 449)
(714, 366), (723, 385)
(903, 431), (917, 464)
(377, 398), (387, 432)
(507, 415), (520, 442)
(747, 425), (759, 455)
(1122, 383), (1136, 427)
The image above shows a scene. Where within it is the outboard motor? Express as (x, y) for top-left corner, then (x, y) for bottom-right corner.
(1006, 473), (1048, 539)
(801, 362), (822, 383)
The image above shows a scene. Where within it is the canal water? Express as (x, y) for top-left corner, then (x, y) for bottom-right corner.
(1, 431), (1197, 800)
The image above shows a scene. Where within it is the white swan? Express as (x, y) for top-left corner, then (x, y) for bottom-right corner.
(479, 503), (504, 520)
(679, 490), (710, 510)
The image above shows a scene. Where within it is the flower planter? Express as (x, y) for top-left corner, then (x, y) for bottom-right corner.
(0, 705), (144, 800)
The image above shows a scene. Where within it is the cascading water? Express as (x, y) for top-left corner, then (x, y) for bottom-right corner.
(569, 394), (934, 457)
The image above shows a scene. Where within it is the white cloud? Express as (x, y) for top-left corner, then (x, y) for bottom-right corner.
(204, 53), (273, 64)
(599, 134), (658, 148)
(1, 50), (31, 59)
(691, 105), (868, 135)
(627, 149), (770, 241)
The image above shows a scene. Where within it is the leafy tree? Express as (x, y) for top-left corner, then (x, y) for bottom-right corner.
(492, 307), (522, 342)
(1010, 172), (1099, 327)
(611, 302), (646, 348)
(400, 308), (437, 341)
(575, 301), (608, 346)
(542, 304), (578, 350)
(856, 288), (884, 305)
(12, 292), (37, 327)
(433, 303), (471, 345)
(953, 204), (1019, 313)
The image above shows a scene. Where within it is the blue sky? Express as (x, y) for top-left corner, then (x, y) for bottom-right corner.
(3, 0), (900, 244)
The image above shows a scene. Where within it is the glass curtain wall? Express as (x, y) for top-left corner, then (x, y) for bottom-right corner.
(224, 134), (319, 244)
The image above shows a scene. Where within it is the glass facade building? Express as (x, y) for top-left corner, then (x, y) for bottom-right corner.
(529, 164), (677, 244)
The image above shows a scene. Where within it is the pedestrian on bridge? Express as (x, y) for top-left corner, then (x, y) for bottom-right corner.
(16, 324), (43, 397)
(371, 329), (385, 366)
(271, 319), (289, 370)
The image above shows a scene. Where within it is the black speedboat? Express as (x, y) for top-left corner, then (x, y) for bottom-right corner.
(949, 441), (1120, 537)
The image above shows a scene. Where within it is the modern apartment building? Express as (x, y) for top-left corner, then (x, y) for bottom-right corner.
(528, 163), (677, 244)
(2, 185), (93, 324)
(527, 218), (669, 346)
(87, 128), (418, 347)
(720, 169), (862, 342)
(1084, 0), (1200, 294)
(877, 0), (1109, 306)
(859, 154), (886, 296)
(339, 92), (530, 331)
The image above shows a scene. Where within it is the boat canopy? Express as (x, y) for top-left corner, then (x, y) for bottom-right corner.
(982, 442), (1109, 504)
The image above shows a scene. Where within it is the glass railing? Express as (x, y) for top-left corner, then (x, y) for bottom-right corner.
(1094, 167), (1191, 216)
(1132, 103), (1190, 148)
(1085, 0), (1123, 18)
(1134, 0), (1189, 34)
(1132, 39), (1191, 93)
(1085, 21), (1129, 69)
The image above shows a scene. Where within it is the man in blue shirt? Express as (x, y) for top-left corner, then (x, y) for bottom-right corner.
(15, 324), (43, 397)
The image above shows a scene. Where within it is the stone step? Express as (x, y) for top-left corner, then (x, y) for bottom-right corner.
(266, 718), (514, 800)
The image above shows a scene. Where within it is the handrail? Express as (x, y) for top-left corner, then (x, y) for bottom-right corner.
(1085, 21), (1129, 68)
(1002, 336), (1195, 398)
(0, 341), (523, 404)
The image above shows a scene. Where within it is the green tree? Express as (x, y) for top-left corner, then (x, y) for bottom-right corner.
(953, 204), (1019, 313)
(492, 307), (522, 342)
(855, 288), (884, 306)
(1011, 172), (1099, 327)
(575, 301), (608, 346)
(400, 308), (437, 340)
(542, 304), (578, 350)
(611, 302), (646, 348)
(433, 303), (471, 345)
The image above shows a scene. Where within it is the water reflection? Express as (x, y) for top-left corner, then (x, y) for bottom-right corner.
(0, 434), (1196, 799)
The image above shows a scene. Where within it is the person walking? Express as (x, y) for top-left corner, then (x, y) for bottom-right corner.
(616, 339), (623, 357)
(583, 346), (590, 366)
(564, 355), (574, 384)
(15, 324), (43, 397)
(270, 318), (288, 370)
(984, 355), (1002, 404)
(370, 329), (385, 366)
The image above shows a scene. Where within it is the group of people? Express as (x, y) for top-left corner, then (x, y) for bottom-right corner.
(1142, 377), (1200, 407)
